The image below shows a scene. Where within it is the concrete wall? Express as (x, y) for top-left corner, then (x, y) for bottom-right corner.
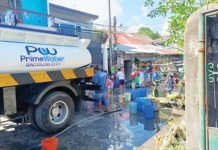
(0, 0), (8, 7)
(184, 4), (218, 150)
(0, 0), (9, 13)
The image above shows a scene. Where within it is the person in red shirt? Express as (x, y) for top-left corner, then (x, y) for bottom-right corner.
(106, 75), (114, 101)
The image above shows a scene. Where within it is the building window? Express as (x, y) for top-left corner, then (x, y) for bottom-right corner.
(8, 0), (21, 9)
(76, 26), (81, 32)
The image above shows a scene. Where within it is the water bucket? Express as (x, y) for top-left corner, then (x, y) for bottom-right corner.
(129, 102), (137, 115)
(124, 92), (131, 104)
(144, 118), (155, 131)
(136, 97), (152, 112)
(131, 82), (136, 89)
(136, 98), (143, 112)
(144, 105), (155, 119)
(129, 114), (138, 126)
(141, 98), (152, 106)
(41, 137), (58, 150)
(130, 88), (147, 101)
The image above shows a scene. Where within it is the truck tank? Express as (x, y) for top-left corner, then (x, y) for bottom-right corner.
(0, 26), (92, 74)
(0, 41), (91, 73)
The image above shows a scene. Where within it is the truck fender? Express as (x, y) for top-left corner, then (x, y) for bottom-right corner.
(34, 81), (79, 105)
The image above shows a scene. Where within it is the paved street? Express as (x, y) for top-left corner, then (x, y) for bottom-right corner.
(0, 99), (166, 150)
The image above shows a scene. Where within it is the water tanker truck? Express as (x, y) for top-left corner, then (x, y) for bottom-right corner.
(0, 24), (95, 133)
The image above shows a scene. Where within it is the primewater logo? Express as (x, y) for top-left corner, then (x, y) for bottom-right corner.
(26, 46), (57, 55)
(20, 46), (65, 67)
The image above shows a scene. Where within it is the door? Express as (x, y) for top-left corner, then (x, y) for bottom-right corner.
(124, 60), (132, 80)
(8, 0), (21, 9)
(205, 12), (218, 150)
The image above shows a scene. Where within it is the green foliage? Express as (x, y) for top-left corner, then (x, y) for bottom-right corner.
(137, 27), (161, 39)
(144, 0), (218, 48)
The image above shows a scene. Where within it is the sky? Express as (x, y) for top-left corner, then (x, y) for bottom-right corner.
(49, 0), (169, 35)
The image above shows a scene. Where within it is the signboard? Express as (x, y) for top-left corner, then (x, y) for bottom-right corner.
(206, 15), (218, 128)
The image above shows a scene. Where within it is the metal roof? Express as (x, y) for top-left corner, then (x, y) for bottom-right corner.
(116, 33), (179, 55)
(136, 57), (158, 62)
(49, 3), (98, 22)
(116, 44), (158, 54)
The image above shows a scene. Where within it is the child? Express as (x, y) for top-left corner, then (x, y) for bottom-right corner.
(165, 75), (175, 94)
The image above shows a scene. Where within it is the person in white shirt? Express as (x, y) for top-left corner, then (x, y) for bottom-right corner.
(116, 68), (125, 93)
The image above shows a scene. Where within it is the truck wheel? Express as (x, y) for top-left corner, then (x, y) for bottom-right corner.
(35, 91), (74, 133)
(28, 106), (38, 129)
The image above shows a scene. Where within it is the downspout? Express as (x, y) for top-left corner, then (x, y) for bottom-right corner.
(198, 13), (206, 150)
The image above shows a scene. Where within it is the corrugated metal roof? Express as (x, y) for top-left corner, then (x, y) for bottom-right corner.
(116, 44), (157, 54)
(156, 48), (180, 55)
(116, 33), (179, 55)
(117, 33), (139, 45)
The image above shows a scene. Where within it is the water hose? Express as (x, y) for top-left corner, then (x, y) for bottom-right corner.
(53, 104), (123, 138)
(26, 103), (123, 150)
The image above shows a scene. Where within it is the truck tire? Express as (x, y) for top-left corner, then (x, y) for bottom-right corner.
(35, 91), (74, 133)
(28, 106), (38, 129)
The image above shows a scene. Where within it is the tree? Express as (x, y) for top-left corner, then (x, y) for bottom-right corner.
(137, 27), (161, 40)
(144, 0), (218, 48)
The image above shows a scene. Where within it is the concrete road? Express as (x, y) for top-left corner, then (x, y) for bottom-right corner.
(0, 100), (166, 150)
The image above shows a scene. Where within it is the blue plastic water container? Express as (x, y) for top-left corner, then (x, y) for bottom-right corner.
(144, 118), (155, 131)
(130, 88), (147, 101)
(129, 102), (137, 115)
(136, 97), (152, 112)
(144, 105), (155, 119)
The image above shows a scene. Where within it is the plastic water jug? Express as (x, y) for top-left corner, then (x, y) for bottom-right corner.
(129, 102), (137, 115)
(130, 88), (147, 101)
(144, 105), (155, 119)
(136, 97), (152, 112)
(129, 114), (138, 126)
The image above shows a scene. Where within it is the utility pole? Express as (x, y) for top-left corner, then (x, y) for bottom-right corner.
(113, 16), (117, 47)
(113, 16), (117, 68)
(108, 0), (113, 72)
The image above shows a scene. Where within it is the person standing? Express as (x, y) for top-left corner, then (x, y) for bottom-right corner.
(93, 66), (109, 112)
(106, 75), (114, 101)
(116, 68), (125, 93)
(165, 75), (175, 94)
(147, 63), (153, 73)
(147, 63), (153, 81)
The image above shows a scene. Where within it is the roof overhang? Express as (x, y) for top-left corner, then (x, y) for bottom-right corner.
(116, 44), (158, 54)
(116, 43), (180, 56)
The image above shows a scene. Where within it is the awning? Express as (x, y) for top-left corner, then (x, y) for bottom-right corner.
(156, 48), (180, 55)
(115, 33), (181, 55)
(116, 44), (159, 54)
(159, 63), (178, 72)
(136, 57), (158, 62)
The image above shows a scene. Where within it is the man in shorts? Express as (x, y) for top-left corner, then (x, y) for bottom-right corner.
(116, 68), (125, 93)
(93, 66), (109, 112)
